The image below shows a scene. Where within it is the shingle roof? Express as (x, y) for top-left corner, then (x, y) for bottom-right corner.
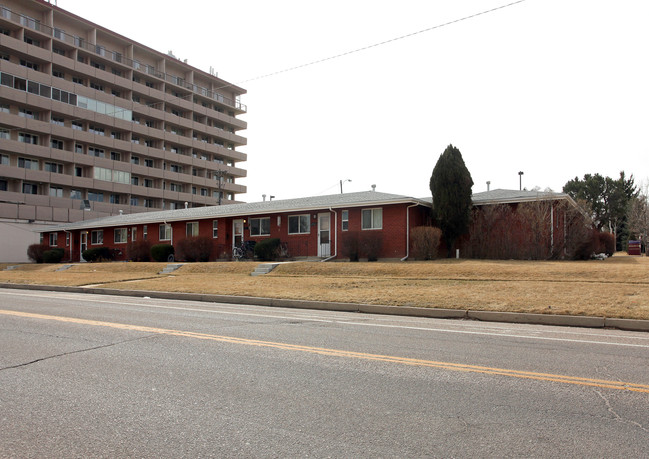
(471, 189), (570, 205)
(40, 191), (431, 232)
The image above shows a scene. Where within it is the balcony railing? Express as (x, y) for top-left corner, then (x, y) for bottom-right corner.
(0, 5), (246, 112)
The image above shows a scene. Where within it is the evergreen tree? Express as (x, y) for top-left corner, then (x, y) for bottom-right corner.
(563, 171), (638, 250)
(430, 144), (474, 257)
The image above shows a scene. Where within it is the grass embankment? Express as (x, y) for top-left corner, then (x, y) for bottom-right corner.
(1, 255), (648, 320)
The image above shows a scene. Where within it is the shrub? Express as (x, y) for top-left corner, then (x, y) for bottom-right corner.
(360, 232), (383, 262)
(151, 243), (175, 262)
(342, 232), (360, 261)
(127, 240), (152, 262)
(82, 247), (119, 262)
(411, 226), (442, 260)
(597, 231), (616, 256)
(176, 236), (213, 262)
(571, 229), (598, 260)
(43, 248), (65, 263)
(27, 243), (48, 263)
(254, 238), (281, 261)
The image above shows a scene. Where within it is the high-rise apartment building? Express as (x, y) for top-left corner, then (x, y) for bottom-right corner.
(0, 0), (247, 261)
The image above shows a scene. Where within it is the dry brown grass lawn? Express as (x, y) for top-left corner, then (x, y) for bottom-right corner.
(1, 255), (648, 320)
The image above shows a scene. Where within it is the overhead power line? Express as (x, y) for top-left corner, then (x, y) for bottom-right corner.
(237, 0), (528, 85)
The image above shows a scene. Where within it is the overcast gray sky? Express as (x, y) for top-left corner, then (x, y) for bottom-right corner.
(59, 0), (649, 201)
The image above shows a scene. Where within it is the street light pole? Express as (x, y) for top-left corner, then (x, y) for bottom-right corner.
(518, 171), (524, 191)
(340, 179), (352, 194)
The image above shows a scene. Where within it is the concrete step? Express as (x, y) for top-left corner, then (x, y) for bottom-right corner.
(159, 263), (183, 275)
(251, 263), (279, 276)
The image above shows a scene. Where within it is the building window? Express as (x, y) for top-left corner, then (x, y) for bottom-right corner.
(18, 157), (39, 170)
(114, 228), (127, 244)
(0, 128), (8, 139)
(110, 151), (121, 161)
(131, 176), (139, 186)
(45, 162), (63, 173)
(361, 208), (383, 230)
(212, 220), (218, 238)
(288, 215), (310, 235)
(89, 147), (105, 158)
(22, 183), (38, 194)
(186, 222), (199, 237)
(250, 217), (270, 237)
(88, 191), (103, 202)
(143, 225), (147, 240)
(49, 186), (63, 197)
(49, 233), (57, 246)
(144, 199), (154, 208)
(72, 121), (83, 130)
(18, 133), (38, 144)
(75, 144), (84, 154)
(70, 189), (82, 200)
(72, 76), (84, 85)
(144, 159), (153, 168)
(91, 230), (103, 245)
(109, 194), (121, 204)
(0, 180), (7, 191)
(159, 224), (172, 241)
(0, 154), (8, 165)
(19, 108), (36, 119)
(144, 179), (153, 188)
(131, 156), (140, 165)
(130, 197), (138, 206)
(50, 139), (63, 150)
(51, 116), (64, 126)
(342, 210), (349, 231)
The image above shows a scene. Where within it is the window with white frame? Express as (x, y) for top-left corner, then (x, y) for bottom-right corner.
(143, 225), (148, 240)
(342, 210), (349, 231)
(212, 220), (218, 238)
(91, 230), (103, 245)
(288, 214), (310, 235)
(250, 217), (270, 237)
(131, 227), (137, 242)
(186, 222), (199, 237)
(49, 233), (57, 246)
(159, 224), (171, 241)
(114, 228), (127, 244)
(361, 208), (383, 230)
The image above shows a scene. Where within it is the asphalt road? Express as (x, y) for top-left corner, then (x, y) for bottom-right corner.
(1, 288), (648, 458)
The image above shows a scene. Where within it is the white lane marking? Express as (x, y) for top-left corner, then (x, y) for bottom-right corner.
(3, 289), (649, 348)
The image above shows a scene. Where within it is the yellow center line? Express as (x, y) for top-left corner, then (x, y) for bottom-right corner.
(4, 309), (649, 393)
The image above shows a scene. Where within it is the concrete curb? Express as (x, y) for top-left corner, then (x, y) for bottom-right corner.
(1, 282), (648, 333)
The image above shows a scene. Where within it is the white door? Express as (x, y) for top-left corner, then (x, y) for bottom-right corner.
(80, 231), (87, 262)
(233, 219), (244, 250)
(318, 213), (331, 257)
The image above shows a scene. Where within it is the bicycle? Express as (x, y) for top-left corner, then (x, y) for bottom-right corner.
(232, 241), (256, 261)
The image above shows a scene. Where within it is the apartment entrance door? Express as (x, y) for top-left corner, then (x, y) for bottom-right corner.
(317, 213), (331, 258)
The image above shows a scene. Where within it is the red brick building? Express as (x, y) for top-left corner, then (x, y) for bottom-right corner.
(39, 191), (432, 262)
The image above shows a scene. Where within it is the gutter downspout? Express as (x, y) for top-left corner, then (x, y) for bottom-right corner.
(400, 204), (419, 261)
(322, 208), (337, 262)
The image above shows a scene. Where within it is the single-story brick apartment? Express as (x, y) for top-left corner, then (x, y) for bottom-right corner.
(38, 189), (588, 262)
(38, 190), (432, 262)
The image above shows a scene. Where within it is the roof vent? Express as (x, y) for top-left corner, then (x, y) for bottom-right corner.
(119, 210), (123, 215)
(185, 201), (188, 209)
(371, 184), (376, 192)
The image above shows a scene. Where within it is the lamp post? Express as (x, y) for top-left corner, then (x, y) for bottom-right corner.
(340, 179), (352, 194)
(518, 171), (524, 191)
